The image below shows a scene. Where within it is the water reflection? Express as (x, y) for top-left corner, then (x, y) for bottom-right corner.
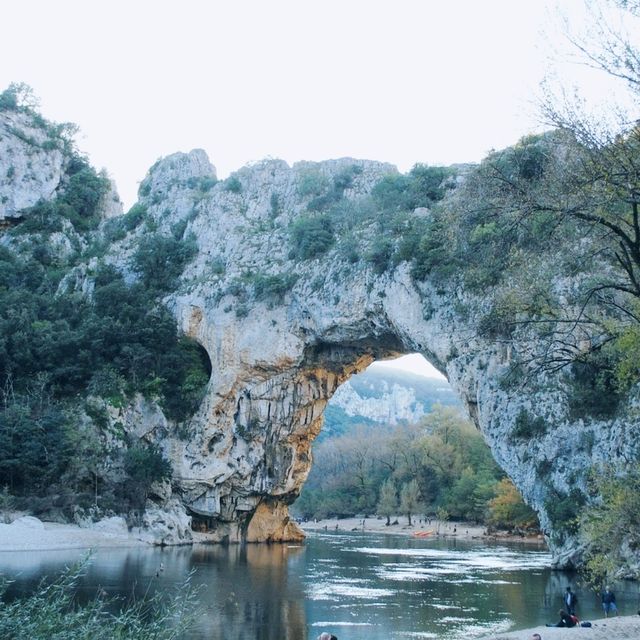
(0, 533), (634, 639)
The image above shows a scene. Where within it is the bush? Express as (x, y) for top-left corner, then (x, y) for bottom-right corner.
(510, 409), (548, 441)
(365, 237), (394, 274)
(289, 215), (334, 260)
(0, 558), (198, 639)
(224, 176), (242, 193)
(123, 443), (172, 508)
(567, 356), (621, 420)
(132, 233), (197, 292)
(545, 488), (586, 535)
(252, 272), (298, 303)
(297, 169), (329, 197)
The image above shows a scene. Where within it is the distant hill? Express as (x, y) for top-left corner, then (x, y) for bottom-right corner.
(320, 367), (461, 440)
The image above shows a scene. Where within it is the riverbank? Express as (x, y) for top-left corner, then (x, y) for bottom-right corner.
(480, 614), (640, 639)
(0, 513), (543, 552)
(0, 516), (147, 551)
(301, 516), (545, 544)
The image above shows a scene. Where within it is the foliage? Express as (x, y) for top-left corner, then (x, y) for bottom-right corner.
(365, 237), (394, 274)
(580, 465), (640, 583)
(297, 169), (329, 198)
(510, 409), (548, 441)
(0, 386), (74, 496)
(123, 443), (172, 509)
(0, 242), (210, 509)
(295, 406), (537, 531)
(288, 215), (334, 260)
(371, 164), (454, 214)
(132, 232), (197, 292)
(399, 479), (422, 525)
(224, 175), (242, 193)
(251, 272), (298, 304)
(296, 164), (364, 214)
(545, 488), (586, 537)
(487, 478), (538, 529)
(0, 558), (198, 639)
(0, 83), (39, 113)
(17, 159), (110, 234)
(377, 478), (397, 525)
(566, 354), (621, 420)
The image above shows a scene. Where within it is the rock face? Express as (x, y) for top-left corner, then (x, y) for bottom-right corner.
(2, 106), (638, 566)
(99, 149), (637, 566)
(328, 367), (460, 428)
(0, 110), (67, 223)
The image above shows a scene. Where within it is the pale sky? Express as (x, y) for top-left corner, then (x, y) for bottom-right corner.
(370, 354), (446, 380)
(0, 0), (607, 208)
(2, 0), (629, 380)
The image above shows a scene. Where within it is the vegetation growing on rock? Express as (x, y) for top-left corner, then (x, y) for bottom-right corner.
(0, 95), (209, 520)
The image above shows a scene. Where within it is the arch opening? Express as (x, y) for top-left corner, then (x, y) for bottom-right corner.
(289, 353), (537, 536)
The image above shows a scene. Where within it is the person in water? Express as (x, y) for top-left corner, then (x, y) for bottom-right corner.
(602, 586), (618, 617)
(563, 586), (577, 615)
(545, 609), (577, 627)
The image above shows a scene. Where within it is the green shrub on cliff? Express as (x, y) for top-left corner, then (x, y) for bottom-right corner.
(288, 214), (334, 259)
(132, 232), (197, 292)
(581, 465), (640, 583)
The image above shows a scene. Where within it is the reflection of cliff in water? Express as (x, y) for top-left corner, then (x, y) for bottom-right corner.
(190, 544), (307, 640)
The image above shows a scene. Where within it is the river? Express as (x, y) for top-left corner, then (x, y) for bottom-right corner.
(0, 531), (635, 639)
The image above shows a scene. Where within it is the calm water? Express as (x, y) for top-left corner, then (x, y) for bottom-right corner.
(0, 532), (636, 639)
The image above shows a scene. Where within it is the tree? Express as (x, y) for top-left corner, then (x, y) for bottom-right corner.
(123, 443), (172, 510)
(377, 478), (397, 526)
(487, 478), (539, 530)
(399, 479), (421, 526)
(580, 465), (640, 584)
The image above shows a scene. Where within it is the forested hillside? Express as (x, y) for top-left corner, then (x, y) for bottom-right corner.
(295, 405), (538, 531)
(0, 84), (210, 522)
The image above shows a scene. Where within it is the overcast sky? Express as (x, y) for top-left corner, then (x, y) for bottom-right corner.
(2, 0), (628, 379)
(1, 0), (602, 209)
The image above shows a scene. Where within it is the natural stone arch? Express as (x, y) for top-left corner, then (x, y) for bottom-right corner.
(167, 264), (490, 547)
(134, 150), (640, 566)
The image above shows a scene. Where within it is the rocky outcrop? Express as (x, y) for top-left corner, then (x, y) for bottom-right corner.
(92, 149), (635, 566)
(2, 101), (638, 565)
(0, 110), (67, 223)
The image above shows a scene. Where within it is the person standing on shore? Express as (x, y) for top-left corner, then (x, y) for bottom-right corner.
(602, 586), (618, 617)
(564, 586), (577, 615)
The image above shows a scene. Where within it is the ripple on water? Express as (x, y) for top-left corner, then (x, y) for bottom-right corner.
(311, 621), (374, 627)
(307, 582), (396, 601)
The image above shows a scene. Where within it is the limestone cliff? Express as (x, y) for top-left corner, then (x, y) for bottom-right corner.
(2, 103), (639, 564)
(100, 149), (638, 564)
(326, 367), (460, 433)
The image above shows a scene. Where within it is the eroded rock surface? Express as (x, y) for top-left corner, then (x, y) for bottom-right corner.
(103, 150), (638, 565)
(3, 110), (638, 565)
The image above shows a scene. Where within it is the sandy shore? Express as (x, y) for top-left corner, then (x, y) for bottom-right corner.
(301, 516), (545, 544)
(0, 517), (147, 552)
(478, 615), (640, 639)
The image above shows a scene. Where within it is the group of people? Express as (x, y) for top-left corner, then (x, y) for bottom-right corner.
(545, 584), (618, 628)
(318, 585), (620, 639)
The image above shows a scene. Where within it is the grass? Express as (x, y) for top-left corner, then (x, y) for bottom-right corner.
(0, 557), (199, 639)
